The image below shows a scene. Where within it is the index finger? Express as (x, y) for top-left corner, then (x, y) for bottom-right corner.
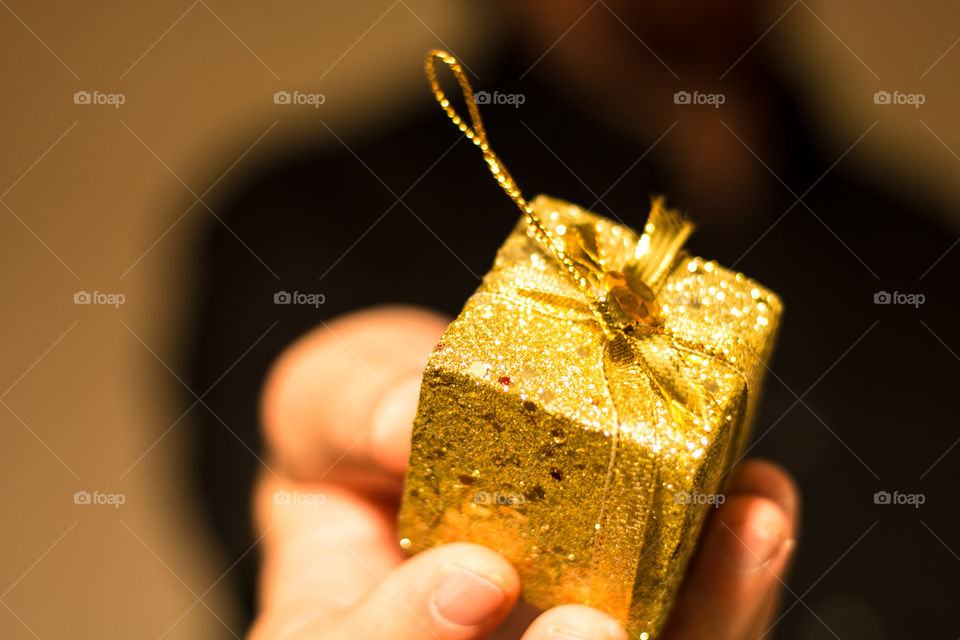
(260, 305), (448, 486)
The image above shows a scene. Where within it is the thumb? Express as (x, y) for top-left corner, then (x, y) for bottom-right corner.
(255, 542), (520, 640)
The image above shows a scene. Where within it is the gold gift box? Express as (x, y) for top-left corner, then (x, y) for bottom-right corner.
(398, 194), (781, 638)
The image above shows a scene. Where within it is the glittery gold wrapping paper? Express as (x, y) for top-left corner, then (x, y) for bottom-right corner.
(398, 195), (781, 638)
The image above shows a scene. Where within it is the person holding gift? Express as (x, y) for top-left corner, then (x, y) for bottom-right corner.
(246, 46), (799, 640)
(186, 1), (959, 638)
(249, 305), (797, 640)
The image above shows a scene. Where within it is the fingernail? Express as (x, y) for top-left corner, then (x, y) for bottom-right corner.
(431, 566), (506, 626)
(369, 373), (422, 471)
(547, 621), (628, 640)
(722, 512), (788, 573)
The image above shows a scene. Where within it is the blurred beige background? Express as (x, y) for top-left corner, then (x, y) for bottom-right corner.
(0, 1), (957, 638)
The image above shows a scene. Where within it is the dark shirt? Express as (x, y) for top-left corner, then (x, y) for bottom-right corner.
(185, 47), (960, 638)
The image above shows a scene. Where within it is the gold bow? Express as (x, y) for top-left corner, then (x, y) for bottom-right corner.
(425, 50), (746, 430)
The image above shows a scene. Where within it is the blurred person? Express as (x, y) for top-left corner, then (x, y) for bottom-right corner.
(186, 1), (960, 638)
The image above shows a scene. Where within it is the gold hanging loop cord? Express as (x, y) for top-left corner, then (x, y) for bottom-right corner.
(425, 49), (591, 292)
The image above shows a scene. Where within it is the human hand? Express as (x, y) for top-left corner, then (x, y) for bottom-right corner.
(249, 306), (799, 640)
